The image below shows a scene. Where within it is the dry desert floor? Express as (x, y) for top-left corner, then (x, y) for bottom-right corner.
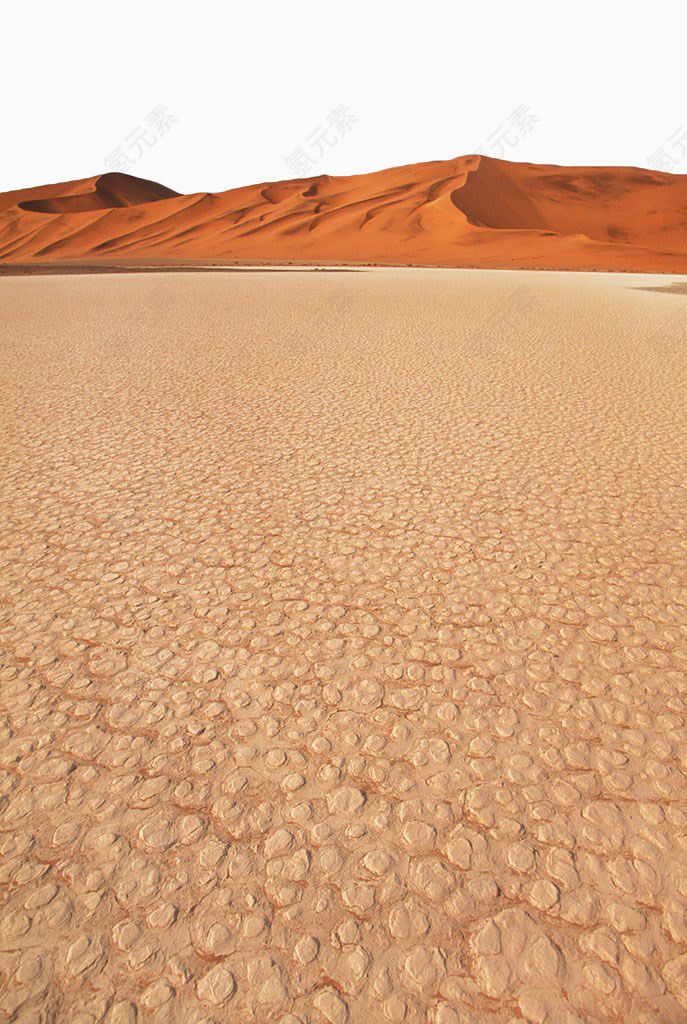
(1, 268), (687, 1024)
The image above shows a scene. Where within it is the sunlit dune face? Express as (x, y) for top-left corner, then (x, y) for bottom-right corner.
(1, 156), (686, 272)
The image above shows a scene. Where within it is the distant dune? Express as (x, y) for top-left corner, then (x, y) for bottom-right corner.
(1, 156), (687, 271)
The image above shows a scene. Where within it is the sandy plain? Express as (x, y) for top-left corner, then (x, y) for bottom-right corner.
(1, 268), (686, 1023)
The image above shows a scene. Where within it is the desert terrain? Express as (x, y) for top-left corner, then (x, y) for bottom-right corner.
(1, 267), (686, 1023)
(2, 156), (687, 272)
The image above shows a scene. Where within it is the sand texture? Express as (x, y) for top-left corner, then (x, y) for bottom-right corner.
(1, 268), (687, 1023)
(2, 157), (687, 272)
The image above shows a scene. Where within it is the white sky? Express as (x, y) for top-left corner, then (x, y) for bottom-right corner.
(3, 0), (686, 195)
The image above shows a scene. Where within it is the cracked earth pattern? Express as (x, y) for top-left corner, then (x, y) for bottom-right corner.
(1, 268), (687, 1024)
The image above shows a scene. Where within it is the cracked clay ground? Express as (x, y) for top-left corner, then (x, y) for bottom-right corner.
(1, 267), (687, 1024)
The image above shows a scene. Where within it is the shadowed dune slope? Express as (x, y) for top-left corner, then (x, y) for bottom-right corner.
(1, 156), (686, 271)
(0, 173), (179, 215)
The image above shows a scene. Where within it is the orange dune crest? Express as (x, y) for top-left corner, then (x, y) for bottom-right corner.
(1, 155), (687, 272)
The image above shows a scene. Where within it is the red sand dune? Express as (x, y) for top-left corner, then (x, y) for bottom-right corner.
(1, 156), (687, 271)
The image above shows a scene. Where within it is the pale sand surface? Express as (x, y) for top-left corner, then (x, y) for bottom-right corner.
(1, 268), (686, 1023)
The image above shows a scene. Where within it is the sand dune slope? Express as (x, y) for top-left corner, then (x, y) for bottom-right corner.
(1, 156), (687, 271)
